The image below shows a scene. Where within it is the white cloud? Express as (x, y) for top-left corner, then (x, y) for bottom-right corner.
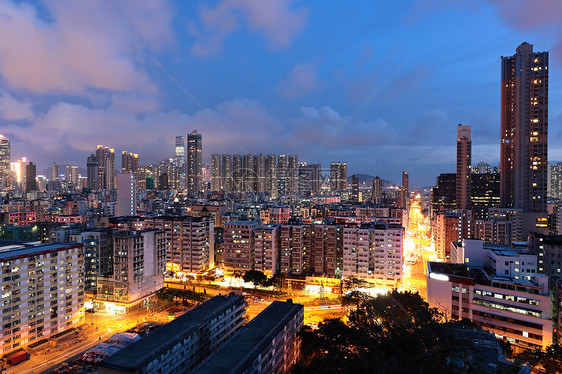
(279, 63), (320, 98)
(190, 0), (307, 57)
(0, 0), (174, 94)
(0, 92), (33, 120)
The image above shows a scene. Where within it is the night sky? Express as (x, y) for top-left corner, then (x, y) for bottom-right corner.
(1, 0), (561, 186)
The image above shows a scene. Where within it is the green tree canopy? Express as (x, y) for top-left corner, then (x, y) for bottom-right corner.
(243, 270), (267, 287)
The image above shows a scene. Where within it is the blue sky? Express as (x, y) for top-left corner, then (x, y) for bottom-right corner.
(0, 0), (561, 186)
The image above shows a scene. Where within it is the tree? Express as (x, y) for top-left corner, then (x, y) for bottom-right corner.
(517, 344), (562, 373)
(342, 276), (367, 293)
(243, 270), (267, 287)
(295, 290), (482, 373)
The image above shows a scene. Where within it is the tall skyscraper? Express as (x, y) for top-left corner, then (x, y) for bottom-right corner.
(115, 173), (137, 217)
(87, 154), (99, 190)
(221, 154), (233, 192)
(288, 155), (299, 193)
(51, 162), (59, 181)
(255, 154), (267, 193)
(550, 162), (562, 200)
(398, 170), (409, 208)
(243, 154), (255, 192)
(175, 136), (186, 167)
(232, 154), (243, 192)
(298, 163), (321, 195)
(0, 135), (10, 189)
(210, 154), (221, 191)
(456, 124), (472, 209)
(500, 42), (549, 212)
(187, 130), (202, 193)
(330, 162), (347, 191)
(25, 162), (37, 192)
(372, 176), (382, 204)
(266, 154), (277, 196)
(121, 151), (139, 183)
(351, 174), (360, 202)
(96, 145), (115, 190)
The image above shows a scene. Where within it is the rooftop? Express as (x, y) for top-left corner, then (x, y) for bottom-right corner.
(99, 294), (244, 371)
(427, 262), (470, 278)
(225, 220), (260, 226)
(191, 301), (303, 374)
(0, 241), (81, 261)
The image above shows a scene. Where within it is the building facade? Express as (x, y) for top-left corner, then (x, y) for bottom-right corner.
(456, 124), (471, 209)
(96, 230), (165, 311)
(500, 42), (549, 213)
(99, 294), (246, 374)
(191, 300), (304, 374)
(0, 242), (85, 354)
(343, 222), (404, 289)
(147, 216), (214, 274)
(187, 130), (202, 194)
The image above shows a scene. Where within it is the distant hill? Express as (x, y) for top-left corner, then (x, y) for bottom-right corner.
(347, 174), (396, 188)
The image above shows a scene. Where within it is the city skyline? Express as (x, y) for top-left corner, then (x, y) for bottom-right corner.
(0, 2), (562, 186)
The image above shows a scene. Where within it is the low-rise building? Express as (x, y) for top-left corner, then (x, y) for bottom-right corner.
(427, 251), (553, 350)
(190, 300), (304, 374)
(98, 294), (246, 374)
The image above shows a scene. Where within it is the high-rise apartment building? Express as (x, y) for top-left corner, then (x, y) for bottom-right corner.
(500, 42), (549, 212)
(96, 230), (166, 311)
(65, 165), (79, 187)
(398, 170), (409, 208)
(298, 163), (322, 195)
(86, 154), (99, 190)
(266, 154), (277, 196)
(243, 153), (255, 192)
(0, 242), (85, 354)
(223, 221), (259, 274)
(221, 154), (232, 192)
(343, 222), (404, 289)
(431, 173), (456, 216)
(372, 176), (382, 204)
(330, 162), (347, 191)
(0, 135), (9, 189)
(175, 135), (186, 167)
(210, 154), (221, 191)
(255, 154), (267, 193)
(187, 130), (202, 193)
(351, 174), (360, 202)
(253, 225), (280, 276)
(549, 162), (562, 200)
(457, 124), (472, 209)
(121, 151), (139, 183)
(51, 162), (59, 181)
(472, 162), (492, 174)
(115, 173), (137, 217)
(279, 223), (343, 278)
(25, 162), (37, 192)
(434, 212), (460, 261)
(70, 229), (113, 292)
(232, 154), (243, 192)
(470, 173), (500, 209)
(147, 216), (215, 274)
(96, 145), (115, 190)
